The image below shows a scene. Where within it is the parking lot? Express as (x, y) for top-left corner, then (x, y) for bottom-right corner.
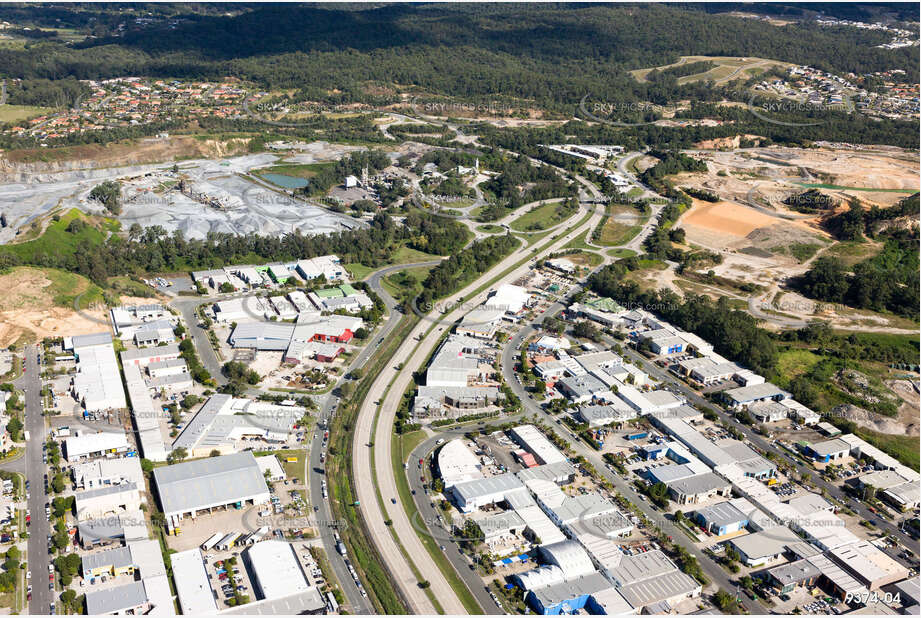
(201, 548), (256, 609)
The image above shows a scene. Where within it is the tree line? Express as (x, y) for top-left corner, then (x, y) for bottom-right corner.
(0, 210), (467, 286)
(589, 268), (779, 375)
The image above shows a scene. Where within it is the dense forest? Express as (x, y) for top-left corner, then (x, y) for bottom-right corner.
(0, 5), (912, 150)
(416, 233), (520, 309)
(0, 5), (914, 112)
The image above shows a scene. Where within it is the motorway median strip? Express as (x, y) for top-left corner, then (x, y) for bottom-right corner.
(326, 314), (418, 614)
(367, 403), (446, 614)
(361, 207), (599, 612)
(391, 431), (483, 614)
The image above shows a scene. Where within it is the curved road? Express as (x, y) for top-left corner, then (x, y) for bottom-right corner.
(352, 202), (604, 613)
(306, 260), (441, 614)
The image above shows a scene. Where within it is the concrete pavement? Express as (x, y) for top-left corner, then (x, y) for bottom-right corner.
(352, 202), (604, 614)
(306, 261), (438, 614)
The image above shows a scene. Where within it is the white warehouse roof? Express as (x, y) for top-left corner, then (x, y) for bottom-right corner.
(245, 540), (310, 600)
(437, 439), (483, 488)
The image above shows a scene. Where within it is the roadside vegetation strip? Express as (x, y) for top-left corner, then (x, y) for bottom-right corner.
(345, 205), (599, 612)
(391, 431), (483, 614)
(363, 323), (469, 612)
(326, 314), (420, 615)
(366, 372), (445, 614)
(508, 198), (572, 232)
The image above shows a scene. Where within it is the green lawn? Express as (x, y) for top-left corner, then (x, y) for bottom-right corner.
(477, 224), (504, 234)
(774, 348), (823, 388)
(45, 268), (106, 308)
(344, 262), (376, 280)
(381, 266), (434, 303)
(509, 200), (576, 232)
(563, 230), (594, 251)
(556, 251), (602, 268)
(607, 248), (637, 259)
(390, 245), (442, 263)
(346, 245), (441, 281)
(626, 187), (644, 199)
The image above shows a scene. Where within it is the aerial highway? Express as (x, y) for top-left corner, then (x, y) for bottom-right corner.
(352, 200), (605, 613)
(307, 260), (440, 614)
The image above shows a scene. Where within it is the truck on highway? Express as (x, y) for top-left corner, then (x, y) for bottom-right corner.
(337, 541), (347, 556)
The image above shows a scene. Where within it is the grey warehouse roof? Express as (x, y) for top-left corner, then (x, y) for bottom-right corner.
(619, 569), (701, 609)
(85, 581), (147, 614)
(152, 451), (269, 515)
(696, 501), (748, 528)
(666, 472), (729, 497)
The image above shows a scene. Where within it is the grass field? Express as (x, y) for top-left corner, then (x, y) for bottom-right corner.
(607, 248), (637, 259)
(509, 200), (575, 232)
(824, 241), (882, 267)
(556, 251), (602, 268)
(106, 276), (157, 299)
(0, 209), (118, 263)
(773, 348), (823, 388)
(477, 224), (505, 234)
(630, 55), (793, 85)
(346, 245), (441, 281)
(381, 265), (435, 304)
(563, 230), (594, 251)
(0, 104), (51, 123)
(597, 221), (642, 246)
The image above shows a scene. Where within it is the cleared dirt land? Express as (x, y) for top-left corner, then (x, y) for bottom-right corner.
(630, 56), (793, 85)
(0, 267), (109, 347)
(683, 145), (919, 210)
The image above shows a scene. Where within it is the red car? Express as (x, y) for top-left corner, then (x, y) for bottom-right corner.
(48, 573), (54, 582)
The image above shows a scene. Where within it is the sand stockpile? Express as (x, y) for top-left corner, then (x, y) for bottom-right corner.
(680, 199), (779, 237)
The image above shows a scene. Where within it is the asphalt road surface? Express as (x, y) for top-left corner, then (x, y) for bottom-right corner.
(406, 422), (526, 616)
(16, 345), (53, 614)
(352, 202), (603, 613)
(170, 297), (226, 384)
(307, 260), (440, 614)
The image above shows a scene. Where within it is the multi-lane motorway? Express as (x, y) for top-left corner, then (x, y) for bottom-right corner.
(352, 201), (604, 613)
(307, 261), (440, 614)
